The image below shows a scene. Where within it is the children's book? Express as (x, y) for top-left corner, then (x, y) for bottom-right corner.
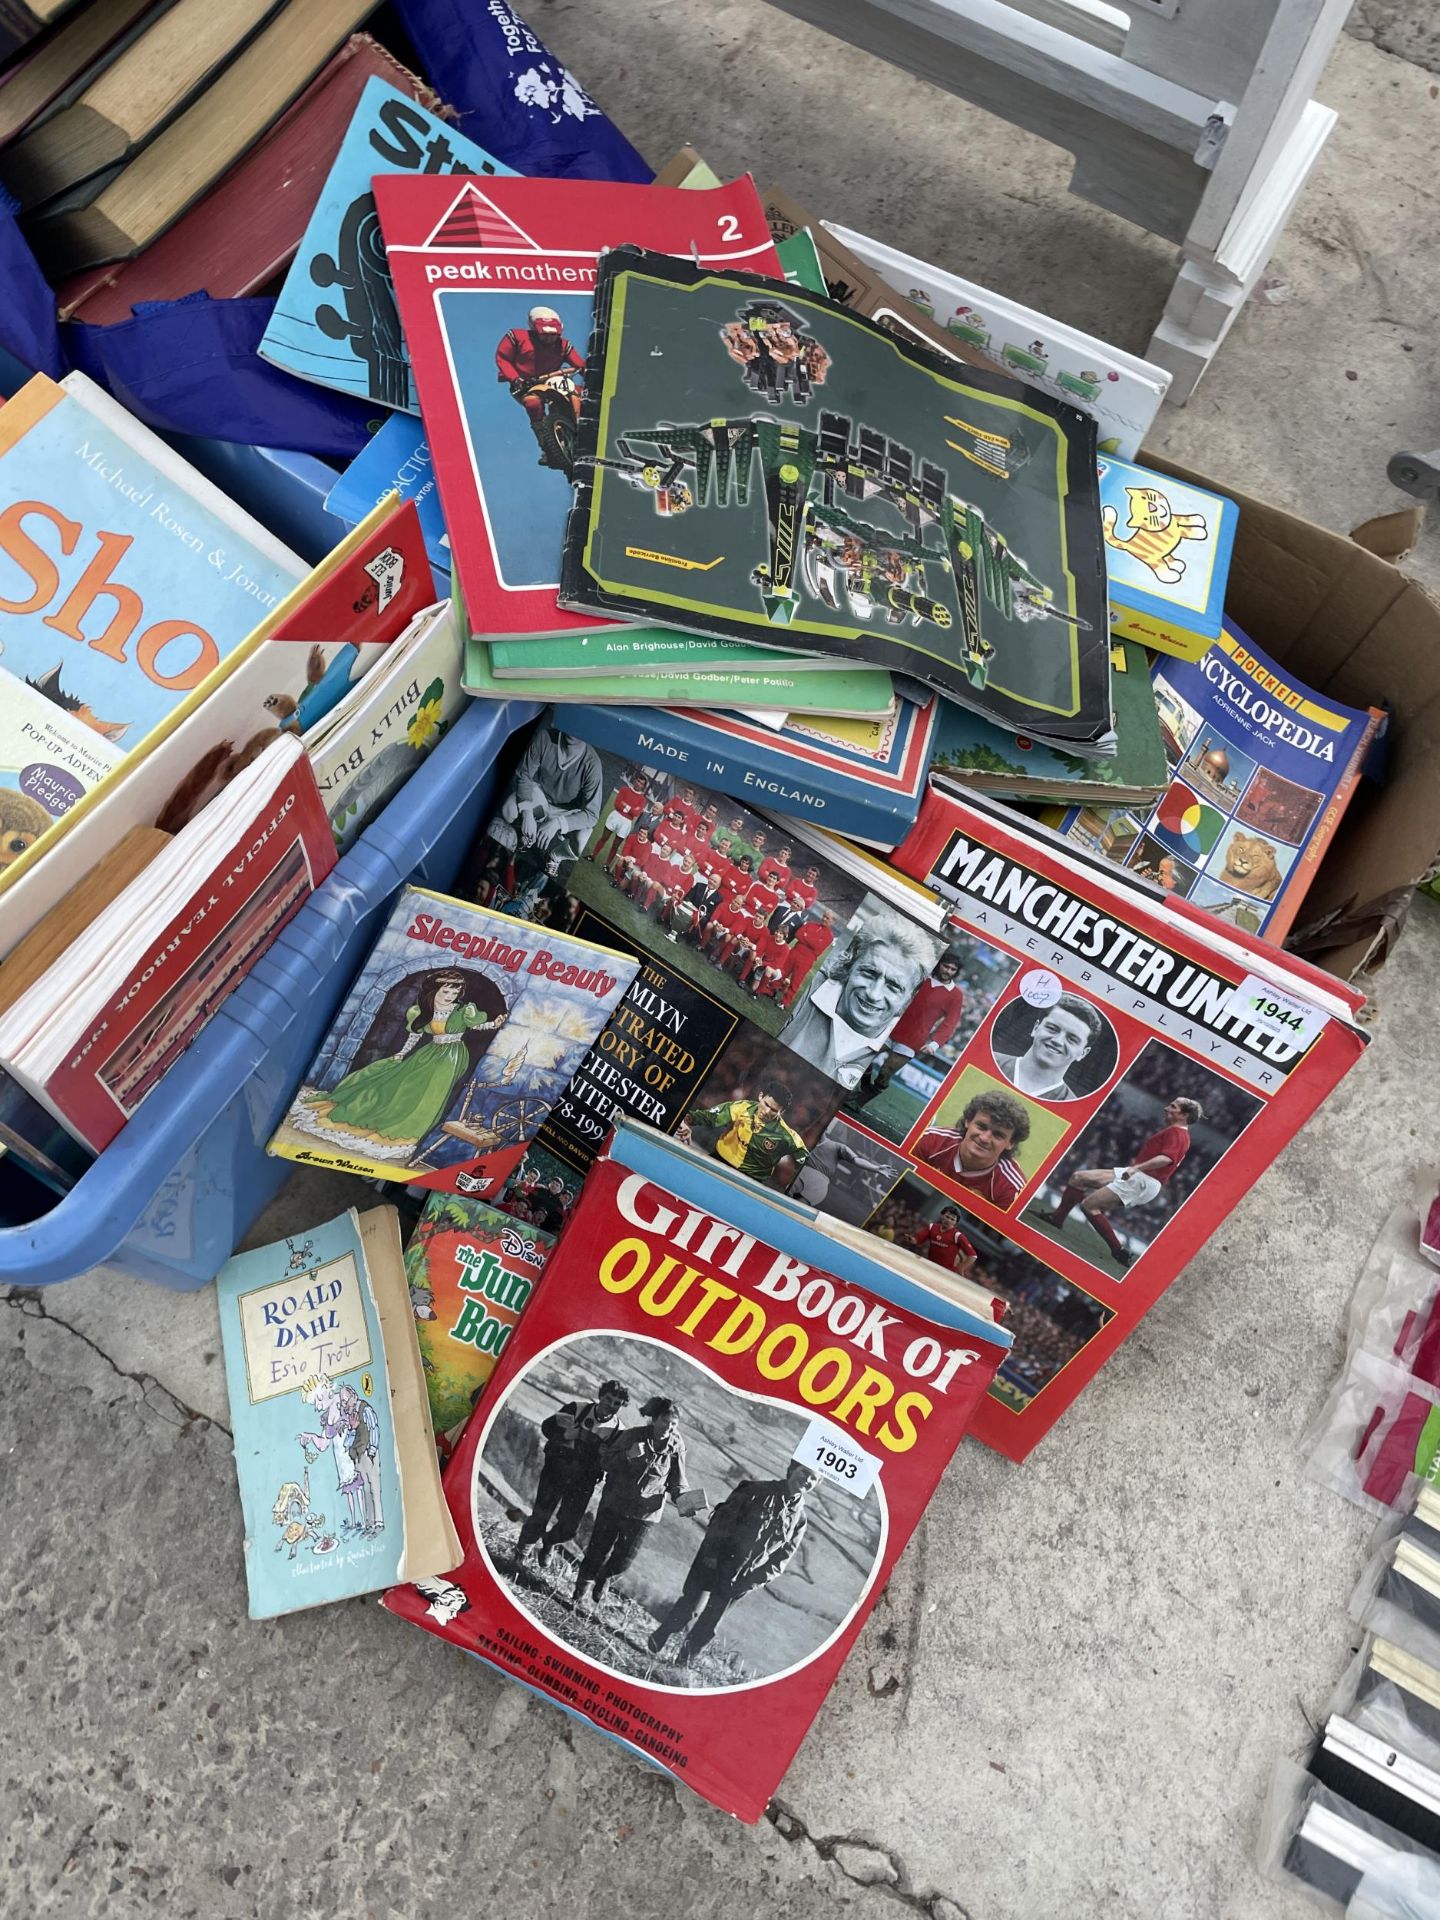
(800, 780), (1368, 1461)
(826, 222), (1171, 460)
(1097, 455), (1238, 662)
(0, 497), (423, 958)
(324, 414), (452, 586)
(1050, 620), (1386, 943)
(0, 663), (123, 854)
(374, 173), (782, 641)
(268, 883), (639, 1195)
(403, 1191), (555, 1456)
(0, 733), (336, 1152)
(380, 1120), (1009, 1821)
(559, 247), (1112, 749)
(927, 640), (1169, 807)
(216, 1204), (461, 1618)
(259, 77), (515, 412)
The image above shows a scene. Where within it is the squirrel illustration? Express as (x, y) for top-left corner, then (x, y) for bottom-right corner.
(157, 645), (327, 833)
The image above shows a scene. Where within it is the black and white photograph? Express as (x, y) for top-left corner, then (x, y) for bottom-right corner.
(778, 902), (944, 1091)
(1018, 1041), (1265, 1278)
(985, 984), (1120, 1102)
(789, 1116), (911, 1222)
(472, 1332), (884, 1692)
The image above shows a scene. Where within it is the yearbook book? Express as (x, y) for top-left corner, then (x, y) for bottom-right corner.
(559, 248), (1112, 747)
(1050, 620), (1385, 943)
(456, 714), (950, 1227)
(216, 1205), (461, 1618)
(260, 77), (515, 412)
(403, 1191), (555, 1456)
(796, 781), (1368, 1460)
(268, 883), (639, 1196)
(374, 172), (782, 641)
(381, 1122), (1009, 1821)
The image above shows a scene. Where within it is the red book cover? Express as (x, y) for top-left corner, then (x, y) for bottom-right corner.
(267, 496), (434, 647)
(374, 174), (782, 640)
(56, 33), (436, 322)
(840, 784), (1369, 1460)
(43, 741), (336, 1150)
(381, 1147), (1007, 1821)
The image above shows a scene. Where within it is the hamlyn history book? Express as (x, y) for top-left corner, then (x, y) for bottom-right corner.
(559, 246), (1112, 749)
(380, 1120), (1010, 1820)
(268, 884), (639, 1196)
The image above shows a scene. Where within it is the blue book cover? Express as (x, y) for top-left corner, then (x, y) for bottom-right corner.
(0, 373), (304, 752)
(326, 414), (452, 583)
(216, 1206), (459, 1618)
(260, 78), (516, 413)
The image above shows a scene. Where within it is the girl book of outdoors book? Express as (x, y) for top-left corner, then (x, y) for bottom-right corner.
(374, 171), (782, 642)
(268, 883), (640, 1196)
(380, 1119), (1010, 1821)
(217, 1204), (461, 1618)
(558, 247), (1112, 749)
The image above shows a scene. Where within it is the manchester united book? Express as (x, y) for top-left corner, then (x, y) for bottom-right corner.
(267, 885), (638, 1195)
(381, 1119), (1010, 1820)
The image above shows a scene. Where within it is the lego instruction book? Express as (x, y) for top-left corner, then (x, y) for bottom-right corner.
(559, 247), (1112, 747)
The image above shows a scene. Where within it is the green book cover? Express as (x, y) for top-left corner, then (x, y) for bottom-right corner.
(488, 627), (864, 678)
(777, 227), (826, 294)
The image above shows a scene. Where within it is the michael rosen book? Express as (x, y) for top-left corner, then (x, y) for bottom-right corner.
(1050, 620), (1385, 943)
(268, 884), (639, 1196)
(801, 782), (1368, 1461)
(260, 77), (515, 412)
(217, 1205), (461, 1618)
(380, 1120), (1010, 1821)
(559, 246), (1112, 748)
(373, 173), (782, 641)
(403, 1191), (555, 1458)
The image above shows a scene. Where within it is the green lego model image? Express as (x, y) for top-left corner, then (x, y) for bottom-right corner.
(560, 248), (1111, 745)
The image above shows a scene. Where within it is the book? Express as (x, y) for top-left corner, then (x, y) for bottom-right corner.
(927, 640), (1169, 807)
(0, 496), (423, 960)
(0, 732), (336, 1152)
(826, 222), (1171, 460)
(0, 659), (124, 854)
(380, 1119), (1010, 1820)
(798, 781), (1369, 1460)
(485, 629), (871, 684)
(1, 0), (282, 208)
(54, 34), (438, 323)
(305, 597), (467, 854)
(1097, 455), (1238, 662)
(374, 172), (782, 642)
(216, 1204), (461, 1618)
(259, 77), (515, 413)
(402, 1191), (555, 1455)
(0, 0), (86, 66)
(453, 714), (949, 1221)
(559, 246), (1113, 748)
(0, 0), (162, 152)
(23, 0), (380, 273)
(324, 413), (452, 587)
(543, 693), (937, 846)
(467, 632), (896, 721)
(1050, 620), (1385, 943)
(267, 883), (640, 1196)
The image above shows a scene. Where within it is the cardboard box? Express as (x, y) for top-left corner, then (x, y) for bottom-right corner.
(1153, 459), (1436, 983)
(1099, 455), (1238, 662)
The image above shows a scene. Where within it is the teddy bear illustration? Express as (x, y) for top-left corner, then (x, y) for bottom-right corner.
(1102, 486), (1208, 584)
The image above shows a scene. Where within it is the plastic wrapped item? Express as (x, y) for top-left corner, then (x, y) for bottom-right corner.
(1345, 1224), (1440, 1390)
(1350, 1519), (1440, 1670)
(1310, 1716), (1440, 1854)
(1260, 1757), (1440, 1912)
(1302, 1350), (1440, 1513)
(1329, 1637), (1440, 1778)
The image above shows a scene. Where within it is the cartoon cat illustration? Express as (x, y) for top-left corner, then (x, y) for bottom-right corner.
(27, 665), (128, 742)
(1102, 487), (1208, 584)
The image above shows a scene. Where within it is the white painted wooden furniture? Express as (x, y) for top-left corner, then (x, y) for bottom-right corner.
(758, 0), (1352, 402)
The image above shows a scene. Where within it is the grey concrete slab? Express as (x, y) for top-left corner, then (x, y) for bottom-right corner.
(3, 7), (1438, 1917)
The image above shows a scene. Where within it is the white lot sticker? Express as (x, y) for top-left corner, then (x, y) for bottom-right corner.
(364, 545), (405, 610)
(1018, 967), (1062, 1008)
(1235, 973), (1325, 1051)
(796, 1418), (881, 1498)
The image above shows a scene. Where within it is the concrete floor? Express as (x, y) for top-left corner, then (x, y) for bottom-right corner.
(5, 4), (1440, 1916)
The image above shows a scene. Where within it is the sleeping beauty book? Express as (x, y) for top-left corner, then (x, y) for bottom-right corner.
(268, 885), (639, 1194)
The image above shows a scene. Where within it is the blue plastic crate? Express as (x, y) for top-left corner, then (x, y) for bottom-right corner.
(0, 696), (537, 1290)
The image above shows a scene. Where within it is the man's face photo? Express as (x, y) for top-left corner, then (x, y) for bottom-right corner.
(958, 1106), (1017, 1171)
(756, 1091), (784, 1123)
(936, 958), (960, 983)
(1028, 1006), (1092, 1077)
(837, 941), (923, 1037)
(785, 1462), (819, 1497)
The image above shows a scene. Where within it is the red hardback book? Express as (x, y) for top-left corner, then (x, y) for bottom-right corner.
(55, 32), (435, 322)
(834, 782), (1368, 1460)
(375, 174), (782, 641)
(267, 495), (435, 645)
(381, 1132), (1008, 1820)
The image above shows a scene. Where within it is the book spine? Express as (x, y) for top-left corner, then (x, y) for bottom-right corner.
(562, 705), (922, 844)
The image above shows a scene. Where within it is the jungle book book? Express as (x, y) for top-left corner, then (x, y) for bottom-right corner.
(559, 247), (1112, 748)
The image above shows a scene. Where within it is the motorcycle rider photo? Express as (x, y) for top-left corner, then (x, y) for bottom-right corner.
(496, 304), (585, 470)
